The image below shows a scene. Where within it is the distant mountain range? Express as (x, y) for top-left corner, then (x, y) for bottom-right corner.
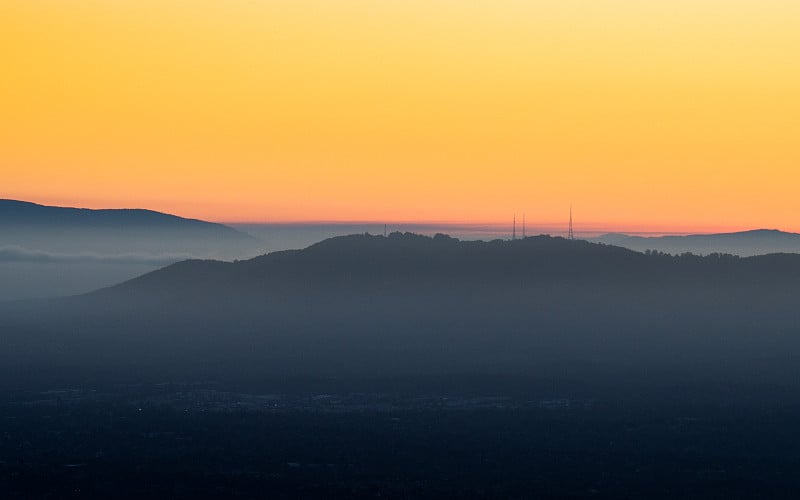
(0, 199), (238, 228)
(0, 199), (262, 258)
(3, 232), (800, 392)
(0, 199), (267, 300)
(590, 229), (800, 256)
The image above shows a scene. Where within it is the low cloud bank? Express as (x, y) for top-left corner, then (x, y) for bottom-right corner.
(0, 245), (196, 265)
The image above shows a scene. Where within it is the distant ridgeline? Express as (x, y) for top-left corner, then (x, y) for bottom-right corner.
(0, 199), (262, 258)
(590, 229), (800, 257)
(2, 232), (800, 392)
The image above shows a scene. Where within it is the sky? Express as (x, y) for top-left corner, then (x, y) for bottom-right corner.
(2, 1), (799, 231)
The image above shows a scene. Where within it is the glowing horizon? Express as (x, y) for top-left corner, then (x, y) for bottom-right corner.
(3, 1), (799, 231)
(1, 196), (779, 237)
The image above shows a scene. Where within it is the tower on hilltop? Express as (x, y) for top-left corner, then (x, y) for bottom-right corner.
(512, 214), (517, 240)
(522, 214), (526, 238)
(568, 205), (574, 240)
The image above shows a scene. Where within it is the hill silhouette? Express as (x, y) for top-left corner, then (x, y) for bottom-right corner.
(2, 232), (800, 393)
(0, 199), (267, 300)
(0, 199), (260, 257)
(591, 229), (800, 256)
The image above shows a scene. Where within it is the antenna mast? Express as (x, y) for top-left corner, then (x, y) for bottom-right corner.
(512, 214), (517, 240)
(568, 205), (574, 240)
(522, 214), (526, 238)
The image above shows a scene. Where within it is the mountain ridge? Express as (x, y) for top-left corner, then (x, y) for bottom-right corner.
(0, 199), (266, 300)
(0, 199), (253, 234)
(0, 198), (262, 256)
(94, 231), (800, 304)
(3, 231), (800, 390)
(590, 228), (800, 256)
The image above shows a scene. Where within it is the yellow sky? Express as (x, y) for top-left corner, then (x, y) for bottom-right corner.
(1, 0), (799, 230)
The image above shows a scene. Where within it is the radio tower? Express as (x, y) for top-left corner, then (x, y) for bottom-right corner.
(512, 214), (517, 240)
(522, 214), (526, 238)
(568, 205), (574, 240)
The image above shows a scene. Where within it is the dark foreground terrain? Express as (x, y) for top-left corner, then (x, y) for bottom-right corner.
(4, 233), (800, 497)
(3, 383), (800, 499)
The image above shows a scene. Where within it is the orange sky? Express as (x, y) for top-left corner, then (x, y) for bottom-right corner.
(1, 1), (799, 231)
